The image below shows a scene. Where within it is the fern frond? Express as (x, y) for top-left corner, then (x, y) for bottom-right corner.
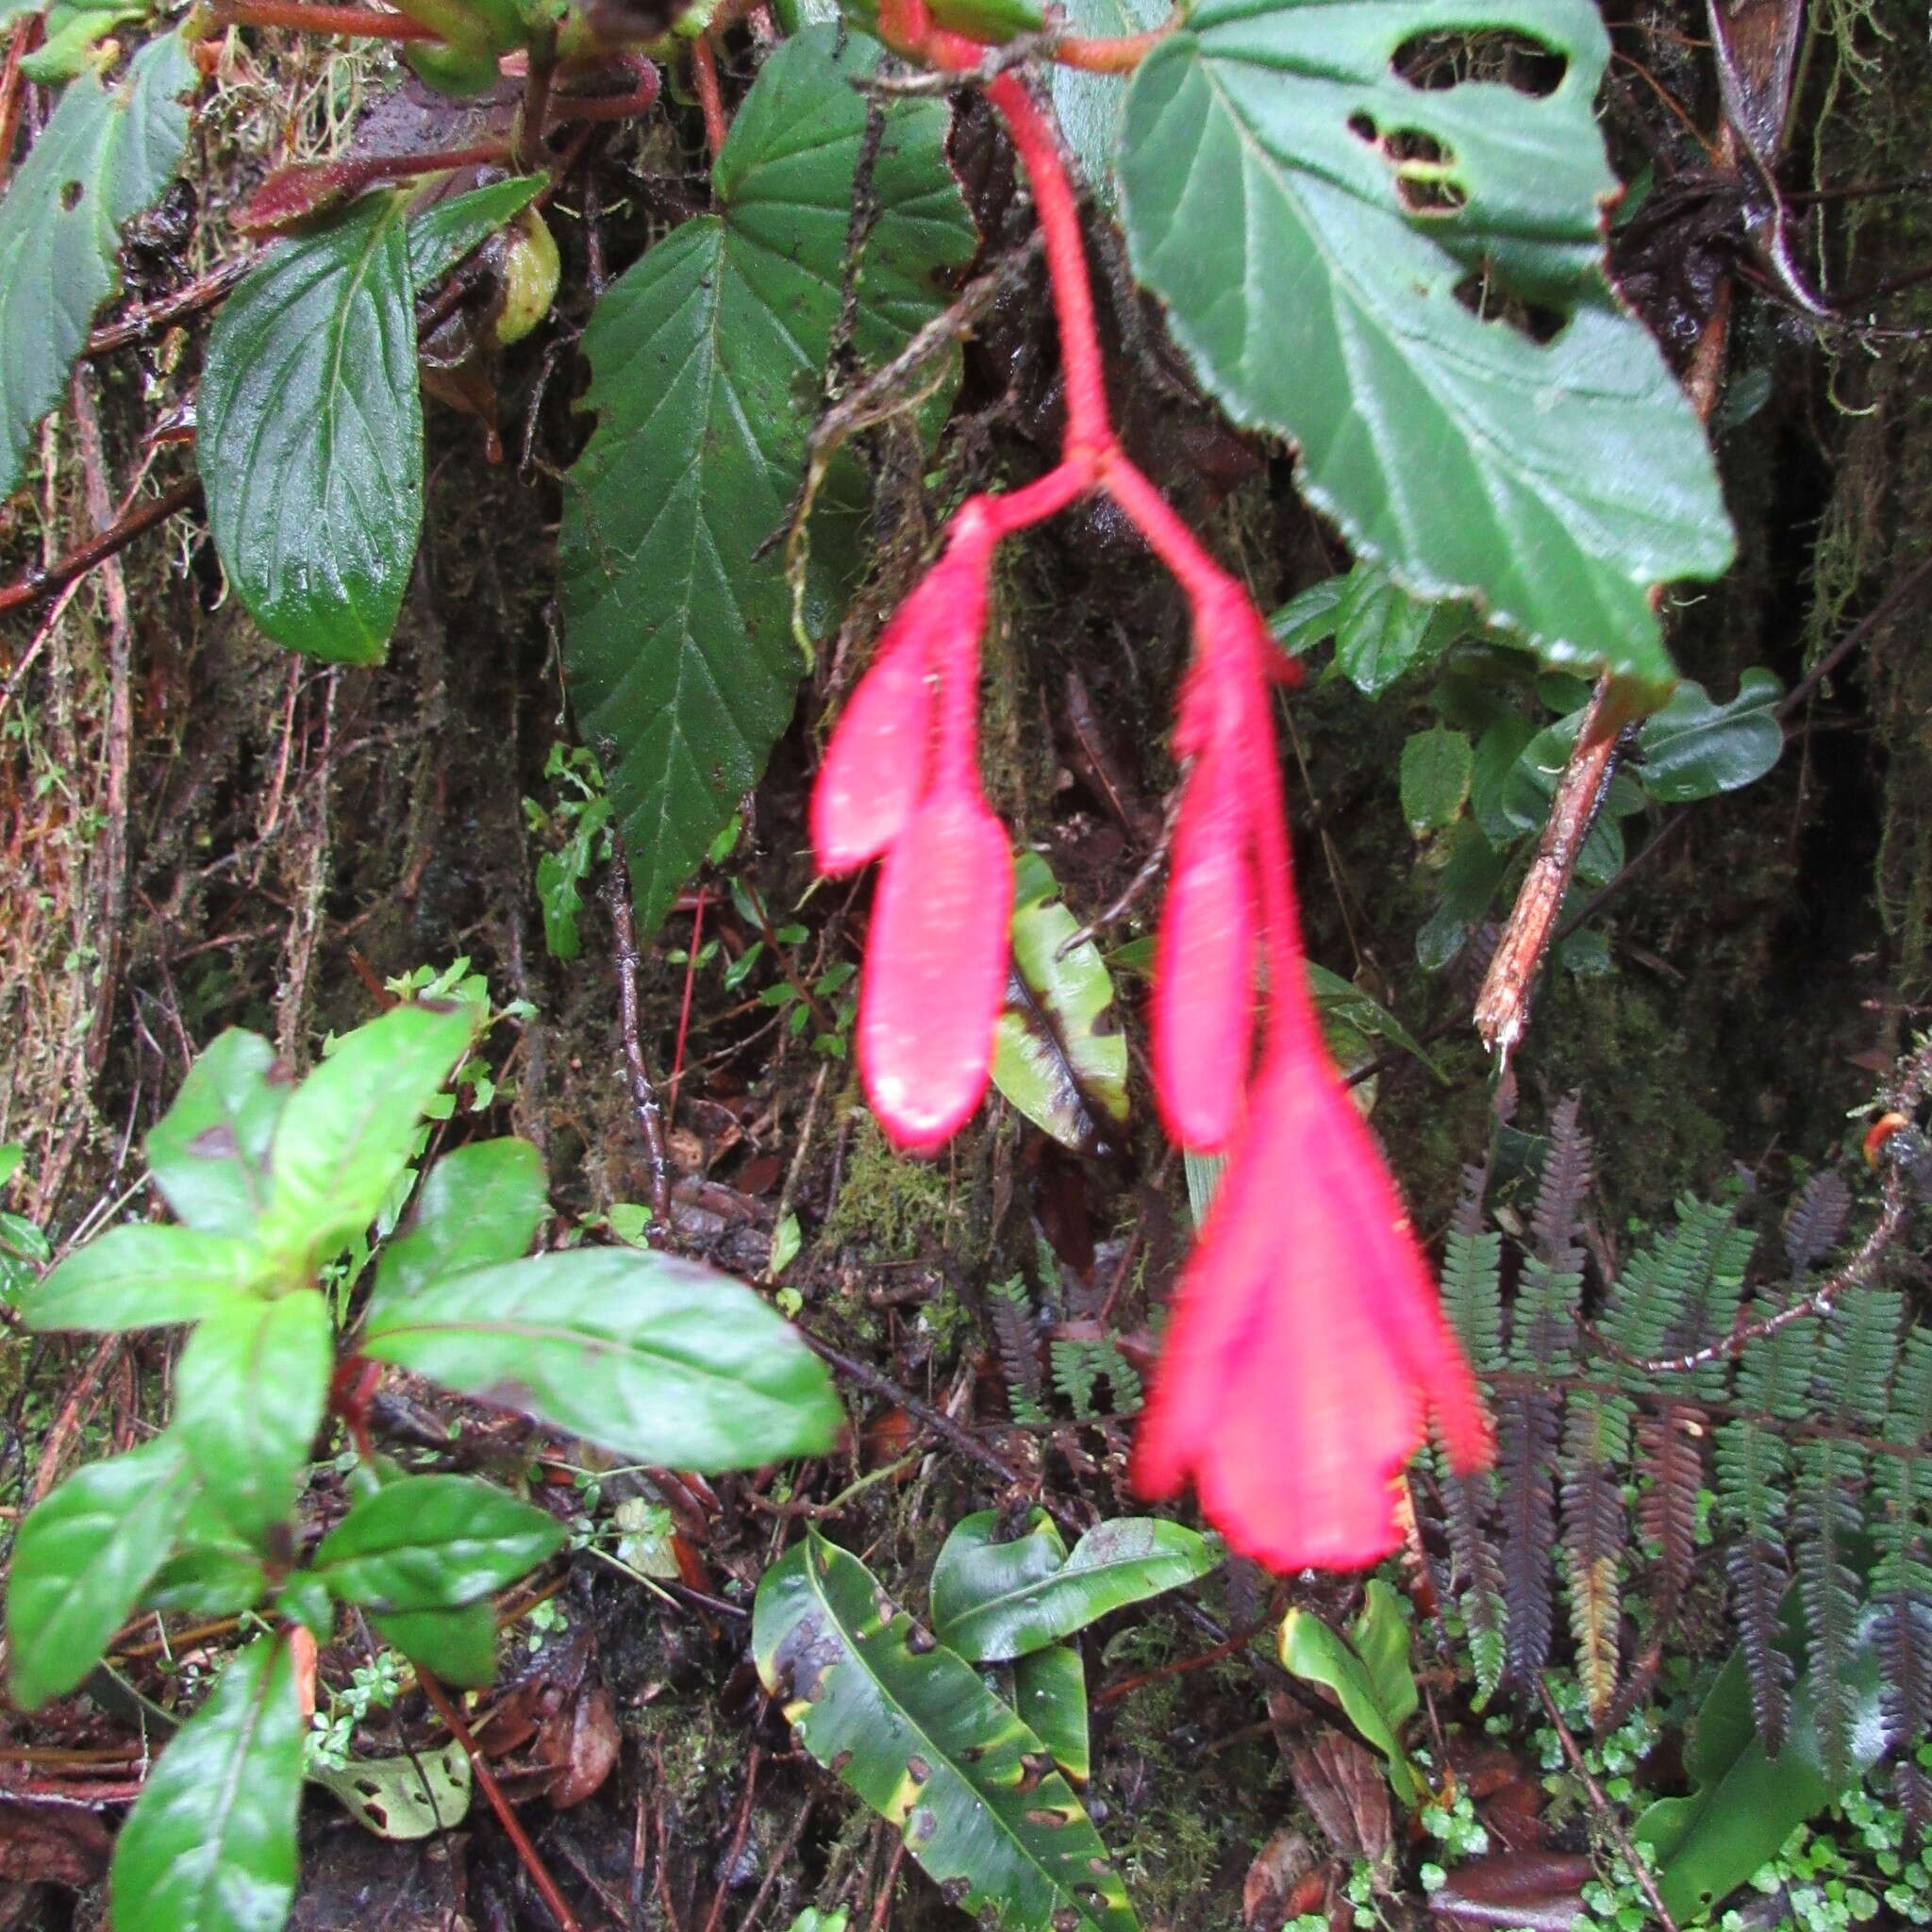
(1441, 1166), (1504, 1374)
(1815, 1286), (1903, 1427)
(1793, 1436), (1867, 1789)
(1784, 1170), (1851, 1283)
(1441, 1466), (1507, 1701)
(1560, 1388), (1631, 1723)
(1498, 1389), (1560, 1684)
(989, 1274), (1049, 1424)
(1724, 1534), (1794, 1756)
(1530, 1093), (1592, 1268)
(1874, 1330), (1932, 1763)
(1637, 1401), (1705, 1618)
(1509, 1258), (1580, 1376)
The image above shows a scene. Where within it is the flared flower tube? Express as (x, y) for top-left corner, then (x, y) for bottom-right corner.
(1133, 998), (1493, 1570)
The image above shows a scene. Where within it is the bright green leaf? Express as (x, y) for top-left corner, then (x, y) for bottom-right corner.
(369, 1137), (547, 1319)
(754, 1534), (1139, 1932)
(108, 1635), (306, 1932)
(361, 1246), (844, 1469)
(313, 1473), (566, 1611)
(175, 1290), (333, 1543)
(1399, 726), (1474, 837)
(1117, 0), (1733, 691)
(24, 1223), (267, 1333)
(144, 1030), (291, 1235)
(1636, 668), (1784, 804)
(558, 25), (975, 935)
(991, 852), (1130, 1155)
(407, 175), (545, 287)
(198, 191), (420, 662)
(258, 1000), (479, 1259)
(1468, 713), (1537, 844)
(932, 1511), (1218, 1662)
(1278, 1579), (1420, 1805)
(8, 1435), (196, 1709)
(1010, 1642), (1090, 1787)
(0, 31), (194, 495)
(1269, 574), (1347, 657)
(373, 1601), (500, 1689)
(313, 1739), (473, 1840)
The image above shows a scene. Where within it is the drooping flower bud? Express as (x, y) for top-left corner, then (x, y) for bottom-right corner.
(858, 790), (1014, 1155)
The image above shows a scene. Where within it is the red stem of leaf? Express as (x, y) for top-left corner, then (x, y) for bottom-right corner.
(211, 1), (439, 38)
(691, 35), (728, 163)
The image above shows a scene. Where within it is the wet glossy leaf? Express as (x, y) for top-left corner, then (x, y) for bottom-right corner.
(407, 175), (545, 287)
(991, 852), (1130, 1155)
(361, 1247), (844, 1469)
(1305, 964), (1441, 1079)
(558, 25), (975, 935)
(314, 1474), (566, 1610)
(198, 192), (419, 662)
(144, 1031), (290, 1236)
(108, 1635), (305, 1932)
(1635, 668), (1784, 803)
(932, 1511), (1218, 1662)
(8, 1435), (196, 1709)
(0, 31), (194, 495)
(175, 1291), (332, 1542)
(258, 1000), (479, 1259)
(1118, 0), (1733, 693)
(754, 1533), (1139, 1932)
(368, 1137), (547, 1319)
(313, 1740), (473, 1840)
(1010, 1643), (1090, 1787)
(1278, 1580), (1420, 1806)
(23, 1223), (267, 1333)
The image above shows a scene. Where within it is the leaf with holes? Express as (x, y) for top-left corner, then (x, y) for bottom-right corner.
(361, 1247), (844, 1469)
(931, 1511), (1218, 1663)
(755, 1533), (1139, 1932)
(0, 31), (194, 495)
(558, 25), (975, 936)
(314, 1740), (474, 1840)
(108, 1635), (306, 1932)
(1117, 1), (1733, 696)
(991, 853), (1130, 1156)
(144, 1030), (291, 1237)
(198, 191), (420, 663)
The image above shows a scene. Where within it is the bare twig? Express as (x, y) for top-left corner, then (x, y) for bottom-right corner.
(700, 1745), (762, 1932)
(87, 258), (256, 358)
(607, 855), (674, 1229)
(0, 476), (202, 620)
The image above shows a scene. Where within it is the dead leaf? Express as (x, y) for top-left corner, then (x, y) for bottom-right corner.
(0, 1800), (111, 1889)
(1428, 1851), (1593, 1930)
(544, 1679), (621, 1809)
(1242, 1826), (1316, 1928)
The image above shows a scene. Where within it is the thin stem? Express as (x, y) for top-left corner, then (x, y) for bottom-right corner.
(0, 476), (203, 620)
(692, 35), (727, 163)
(210, 0), (437, 37)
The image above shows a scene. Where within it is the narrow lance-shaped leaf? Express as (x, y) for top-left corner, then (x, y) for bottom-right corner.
(361, 1247), (844, 1470)
(108, 1635), (306, 1932)
(0, 31), (194, 494)
(558, 25), (976, 935)
(1278, 1579), (1421, 1805)
(198, 191), (420, 662)
(1117, 0), (1734, 693)
(755, 1534), (1140, 1932)
(23, 1223), (268, 1333)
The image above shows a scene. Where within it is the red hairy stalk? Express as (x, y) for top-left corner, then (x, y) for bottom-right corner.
(810, 10), (1492, 1570)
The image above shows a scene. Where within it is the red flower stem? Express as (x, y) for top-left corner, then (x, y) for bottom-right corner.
(691, 35), (728, 162)
(210, 0), (438, 37)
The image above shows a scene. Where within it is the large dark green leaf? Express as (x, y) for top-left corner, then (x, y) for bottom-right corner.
(1117, 0), (1733, 694)
(23, 1223), (266, 1332)
(108, 1635), (305, 1932)
(174, 1290), (333, 1543)
(198, 191), (419, 662)
(931, 1511), (1218, 1662)
(360, 1247), (844, 1468)
(0, 31), (193, 495)
(313, 1474), (565, 1611)
(755, 1534), (1139, 1932)
(368, 1137), (547, 1319)
(258, 1000), (478, 1259)
(8, 1435), (196, 1709)
(144, 1030), (290, 1236)
(1634, 668), (1784, 803)
(991, 853), (1130, 1155)
(558, 25), (975, 934)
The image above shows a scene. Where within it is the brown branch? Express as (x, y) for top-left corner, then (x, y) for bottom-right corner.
(607, 855), (674, 1230)
(87, 258), (255, 358)
(0, 476), (202, 620)
(0, 12), (41, 196)
(699, 1745), (761, 1932)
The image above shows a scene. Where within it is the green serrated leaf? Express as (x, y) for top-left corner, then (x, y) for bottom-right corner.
(991, 852), (1130, 1155)
(1048, 0), (1167, 204)
(1117, 0), (1733, 691)
(932, 1511), (1218, 1662)
(314, 1738), (474, 1840)
(108, 1635), (305, 1932)
(175, 1290), (333, 1543)
(23, 1222), (268, 1332)
(369, 1137), (547, 1319)
(407, 175), (546, 287)
(0, 31), (194, 495)
(1399, 725), (1474, 837)
(258, 1000), (479, 1259)
(361, 1246), (844, 1469)
(8, 1435), (197, 1709)
(198, 191), (419, 662)
(755, 1534), (1139, 1932)
(558, 25), (975, 935)
(314, 1474), (566, 1610)
(144, 1030), (291, 1235)
(1278, 1579), (1420, 1806)
(1635, 668), (1784, 803)
(373, 1600), (500, 1689)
